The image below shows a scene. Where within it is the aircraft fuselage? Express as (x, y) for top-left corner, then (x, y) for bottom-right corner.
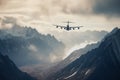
(66, 24), (70, 31)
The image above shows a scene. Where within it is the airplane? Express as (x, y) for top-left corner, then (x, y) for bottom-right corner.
(54, 21), (83, 31)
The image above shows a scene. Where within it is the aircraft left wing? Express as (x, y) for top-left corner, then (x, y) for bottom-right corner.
(53, 25), (66, 29)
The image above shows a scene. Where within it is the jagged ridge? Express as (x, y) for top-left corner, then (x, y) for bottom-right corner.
(50, 27), (120, 80)
(0, 26), (65, 66)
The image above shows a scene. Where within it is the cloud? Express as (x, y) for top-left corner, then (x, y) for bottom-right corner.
(2, 16), (17, 24)
(0, 0), (6, 6)
(0, 0), (10, 9)
(0, 0), (120, 19)
(51, 30), (108, 48)
(91, 0), (120, 17)
(49, 29), (108, 58)
(0, 0), (92, 16)
(0, 16), (21, 29)
(49, 0), (92, 14)
(0, 16), (110, 63)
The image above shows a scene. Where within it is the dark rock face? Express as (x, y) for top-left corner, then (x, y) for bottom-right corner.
(0, 26), (65, 66)
(0, 53), (36, 80)
(50, 27), (120, 80)
(45, 42), (100, 80)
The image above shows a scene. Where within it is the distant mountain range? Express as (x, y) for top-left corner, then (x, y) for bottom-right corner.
(49, 27), (120, 80)
(0, 53), (36, 80)
(0, 26), (65, 66)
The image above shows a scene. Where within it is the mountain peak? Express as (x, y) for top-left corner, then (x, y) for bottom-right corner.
(0, 26), (65, 66)
(110, 27), (119, 34)
(105, 27), (119, 38)
(50, 27), (120, 80)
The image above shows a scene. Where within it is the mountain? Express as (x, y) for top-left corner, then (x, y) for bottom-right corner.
(45, 42), (100, 79)
(49, 27), (120, 80)
(60, 42), (100, 68)
(0, 53), (36, 80)
(0, 26), (65, 66)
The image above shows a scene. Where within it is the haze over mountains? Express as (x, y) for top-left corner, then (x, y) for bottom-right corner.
(48, 27), (120, 80)
(0, 25), (119, 80)
(43, 42), (100, 79)
(0, 17), (119, 80)
(0, 0), (120, 79)
(0, 26), (65, 66)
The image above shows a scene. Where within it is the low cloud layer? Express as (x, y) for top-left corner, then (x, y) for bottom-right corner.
(0, 16), (21, 29)
(51, 30), (108, 48)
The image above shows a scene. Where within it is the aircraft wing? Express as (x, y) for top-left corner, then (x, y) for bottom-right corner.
(54, 25), (66, 29)
(70, 26), (83, 29)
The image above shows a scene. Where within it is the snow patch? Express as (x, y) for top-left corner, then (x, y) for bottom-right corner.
(28, 44), (38, 52)
(64, 71), (77, 79)
(85, 69), (91, 75)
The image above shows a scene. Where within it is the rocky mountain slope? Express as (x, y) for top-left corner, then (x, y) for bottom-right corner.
(45, 42), (100, 79)
(49, 27), (120, 80)
(0, 26), (65, 66)
(0, 53), (36, 80)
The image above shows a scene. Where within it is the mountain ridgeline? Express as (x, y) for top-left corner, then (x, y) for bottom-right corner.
(45, 42), (100, 79)
(0, 26), (65, 66)
(49, 27), (120, 80)
(0, 53), (36, 80)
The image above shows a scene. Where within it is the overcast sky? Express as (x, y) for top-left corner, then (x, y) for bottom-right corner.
(0, 0), (120, 58)
(0, 0), (120, 30)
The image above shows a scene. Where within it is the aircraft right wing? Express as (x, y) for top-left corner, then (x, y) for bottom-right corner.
(70, 26), (83, 30)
